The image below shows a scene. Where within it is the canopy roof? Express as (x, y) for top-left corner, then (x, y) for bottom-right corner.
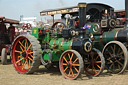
(40, 3), (113, 16)
(0, 16), (19, 24)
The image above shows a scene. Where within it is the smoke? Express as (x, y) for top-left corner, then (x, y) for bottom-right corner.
(58, 0), (64, 6)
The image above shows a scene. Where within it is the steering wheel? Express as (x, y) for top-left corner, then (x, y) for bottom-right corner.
(22, 23), (32, 30)
(51, 22), (66, 31)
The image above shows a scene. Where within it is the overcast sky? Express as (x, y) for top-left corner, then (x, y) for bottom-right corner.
(0, 0), (125, 21)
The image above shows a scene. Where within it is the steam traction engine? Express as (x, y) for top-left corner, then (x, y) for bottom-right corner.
(11, 3), (105, 79)
(85, 0), (128, 74)
(0, 17), (19, 65)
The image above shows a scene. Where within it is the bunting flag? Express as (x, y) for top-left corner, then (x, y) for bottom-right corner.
(81, 24), (91, 30)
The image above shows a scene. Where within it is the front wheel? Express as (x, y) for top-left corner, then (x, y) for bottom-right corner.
(59, 50), (84, 80)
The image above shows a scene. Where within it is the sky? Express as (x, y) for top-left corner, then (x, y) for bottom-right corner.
(0, 0), (125, 21)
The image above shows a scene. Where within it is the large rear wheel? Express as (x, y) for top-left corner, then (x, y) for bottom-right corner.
(11, 34), (41, 74)
(59, 50), (83, 80)
(102, 41), (128, 74)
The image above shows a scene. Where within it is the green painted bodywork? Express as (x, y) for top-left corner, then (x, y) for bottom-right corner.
(87, 23), (101, 34)
(32, 28), (40, 39)
(87, 23), (122, 51)
(32, 27), (72, 62)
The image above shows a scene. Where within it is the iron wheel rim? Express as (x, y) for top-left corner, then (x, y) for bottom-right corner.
(59, 50), (83, 80)
(12, 36), (33, 73)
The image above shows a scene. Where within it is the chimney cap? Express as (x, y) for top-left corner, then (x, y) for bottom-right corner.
(78, 3), (87, 7)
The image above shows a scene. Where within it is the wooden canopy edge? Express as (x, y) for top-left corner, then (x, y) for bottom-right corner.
(0, 17), (19, 24)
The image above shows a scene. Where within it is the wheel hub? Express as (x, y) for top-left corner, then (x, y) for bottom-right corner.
(91, 59), (96, 66)
(111, 57), (117, 61)
(22, 51), (27, 58)
(67, 63), (70, 67)
(67, 61), (73, 68)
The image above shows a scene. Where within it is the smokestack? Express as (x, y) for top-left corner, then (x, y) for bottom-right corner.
(78, 3), (88, 39)
(125, 0), (128, 28)
(78, 3), (87, 28)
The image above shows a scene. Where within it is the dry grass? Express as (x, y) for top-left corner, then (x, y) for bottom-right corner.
(0, 62), (128, 85)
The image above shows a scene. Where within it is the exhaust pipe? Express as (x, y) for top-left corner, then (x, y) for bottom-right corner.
(78, 3), (88, 39)
(78, 3), (87, 28)
(125, 0), (128, 28)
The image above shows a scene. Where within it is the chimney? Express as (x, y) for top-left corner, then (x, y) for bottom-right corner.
(78, 3), (87, 28)
(125, 0), (128, 28)
(78, 3), (88, 39)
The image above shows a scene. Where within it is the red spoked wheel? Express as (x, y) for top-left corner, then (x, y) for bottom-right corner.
(52, 22), (66, 31)
(59, 50), (83, 80)
(11, 34), (41, 74)
(84, 48), (105, 76)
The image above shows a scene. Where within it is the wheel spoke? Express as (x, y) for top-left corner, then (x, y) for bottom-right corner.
(96, 64), (101, 69)
(109, 62), (114, 69)
(119, 57), (124, 60)
(28, 52), (33, 54)
(113, 62), (115, 71)
(74, 66), (79, 73)
(22, 58), (25, 70)
(15, 50), (22, 53)
(64, 66), (68, 72)
(28, 56), (33, 61)
(111, 46), (114, 54)
(107, 51), (113, 57)
(25, 39), (27, 50)
(72, 64), (80, 66)
(18, 55), (22, 58)
(23, 60), (27, 69)
(95, 56), (99, 60)
(117, 63), (120, 69)
(68, 53), (71, 60)
(25, 39), (29, 48)
(20, 46), (24, 52)
(29, 60), (31, 68)
(117, 51), (124, 57)
(70, 53), (74, 61)
(116, 60), (123, 67)
(29, 54), (33, 58)
(86, 65), (90, 69)
(96, 61), (101, 63)
(63, 57), (68, 63)
(73, 57), (78, 64)
(27, 44), (32, 50)
(113, 45), (116, 54)
(19, 41), (25, 49)
(63, 63), (67, 65)
(26, 58), (29, 69)
(117, 48), (120, 55)
(93, 66), (97, 74)
(70, 68), (74, 77)
(16, 58), (24, 64)
(68, 68), (71, 76)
